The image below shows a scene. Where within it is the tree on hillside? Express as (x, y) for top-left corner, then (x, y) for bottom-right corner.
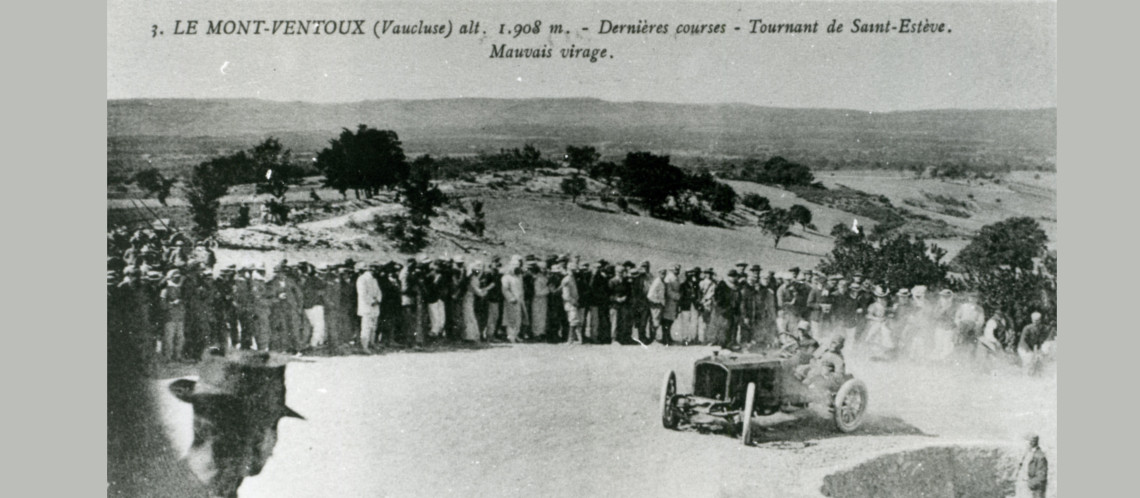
(249, 138), (299, 199)
(741, 193), (770, 211)
(565, 145), (600, 173)
(402, 155), (447, 219)
(617, 151), (687, 216)
(819, 231), (948, 291)
(789, 204), (814, 230)
(561, 173), (587, 203)
(745, 156), (815, 188)
(954, 217), (1048, 273)
(589, 160), (618, 187)
(708, 182), (737, 214)
(132, 167), (176, 206)
(315, 125), (408, 199)
(686, 169), (718, 195)
(381, 156), (447, 253)
(955, 217), (1054, 331)
(186, 159), (231, 238)
(758, 208), (794, 248)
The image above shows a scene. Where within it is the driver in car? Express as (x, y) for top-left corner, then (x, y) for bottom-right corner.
(800, 336), (848, 394)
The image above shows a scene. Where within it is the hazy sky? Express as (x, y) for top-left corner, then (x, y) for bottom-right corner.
(108, 1), (1056, 111)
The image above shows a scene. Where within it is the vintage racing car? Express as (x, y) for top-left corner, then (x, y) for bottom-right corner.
(660, 350), (868, 444)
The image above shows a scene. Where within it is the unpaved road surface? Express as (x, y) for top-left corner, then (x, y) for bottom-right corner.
(159, 344), (1056, 497)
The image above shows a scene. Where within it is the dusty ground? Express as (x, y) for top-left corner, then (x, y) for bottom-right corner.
(157, 344), (1056, 498)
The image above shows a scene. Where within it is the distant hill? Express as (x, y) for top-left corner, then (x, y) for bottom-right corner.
(107, 98), (1055, 173)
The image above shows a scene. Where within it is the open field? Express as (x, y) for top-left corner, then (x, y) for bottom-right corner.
(155, 344), (1057, 498)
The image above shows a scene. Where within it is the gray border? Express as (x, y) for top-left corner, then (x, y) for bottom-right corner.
(13, 0), (107, 495)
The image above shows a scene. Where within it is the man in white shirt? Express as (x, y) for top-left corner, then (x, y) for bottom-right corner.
(355, 264), (382, 350)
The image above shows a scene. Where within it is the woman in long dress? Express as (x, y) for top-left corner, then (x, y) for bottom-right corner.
(463, 262), (489, 341)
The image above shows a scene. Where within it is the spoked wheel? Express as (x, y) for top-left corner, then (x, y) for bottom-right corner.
(661, 370), (678, 429)
(833, 379), (868, 433)
(740, 382), (756, 445)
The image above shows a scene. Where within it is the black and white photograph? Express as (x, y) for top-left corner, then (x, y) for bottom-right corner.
(107, 1), (1057, 496)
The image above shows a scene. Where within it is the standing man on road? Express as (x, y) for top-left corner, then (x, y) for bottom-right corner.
(1017, 434), (1048, 498)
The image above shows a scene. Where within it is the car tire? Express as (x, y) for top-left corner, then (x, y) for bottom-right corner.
(661, 370), (678, 429)
(741, 382), (756, 445)
(833, 378), (868, 433)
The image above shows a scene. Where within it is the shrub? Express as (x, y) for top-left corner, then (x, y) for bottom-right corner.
(742, 193), (770, 211)
(232, 205), (251, 228)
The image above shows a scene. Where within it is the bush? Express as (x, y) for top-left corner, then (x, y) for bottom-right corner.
(460, 200), (486, 237)
(818, 231), (949, 291)
(789, 204), (813, 230)
(376, 214), (430, 253)
(758, 208), (794, 248)
(741, 193), (770, 211)
(739, 156), (815, 188)
(232, 205), (251, 228)
(132, 168), (176, 206)
(560, 174), (588, 203)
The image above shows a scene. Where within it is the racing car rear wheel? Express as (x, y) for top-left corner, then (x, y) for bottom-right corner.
(833, 378), (868, 433)
(661, 370), (678, 429)
(740, 382), (756, 445)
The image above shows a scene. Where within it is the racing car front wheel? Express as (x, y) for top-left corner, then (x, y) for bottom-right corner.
(661, 370), (678, 429)
(833, 378), (868, 433)
(740, 382), (756, 445)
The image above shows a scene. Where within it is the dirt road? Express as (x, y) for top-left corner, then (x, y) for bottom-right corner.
(158, 344), (1056, 497)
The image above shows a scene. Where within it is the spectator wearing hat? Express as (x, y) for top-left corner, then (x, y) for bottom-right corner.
(660, 265), (682, 345)
(835, 282), (865, 349)
(862, 286), (892, 359)
(953, 292), (985, 359)
(249, 265), (274, 351)
(647, 268), (670, 345)
(301, 265), (328, 349)
(400, 260), (426, 345)
(160, 269), (187, 361)
(1018, 311), (1047, 376)
(608, 264), (633, 344)
(805, 274), (827, 337)
(217, 266), (243, 349)
(583, 261), (610, 343)
(707, 269), (741, 348)
(501, 255), (527, 343)
(267, 265), (303, 352)
(697, 268), (716, 344)
(545, 259), (567, 343)
(317, 265), (346, 349)
(630, 262), (653, 344)
(463, 262), (491, 342)
(1017, 433), (1048, 498)
(185, 268), (217, 356)
(423, 260), (449, 341)
(480, 260), (503, 342)
(903, 285), (932, 358)
(674, 267), (700, 344)
(559, 261), (583, 344)
(754, 270), (779, 347)
(355, 263), (382, 350)
(736, 268), (759, 346)
(233, 266), (259, 350)
(446, 258), (468, 342)
(776, 272), (800, 336)
(530, 261), (550, 342)
(928, 289), (957, 360)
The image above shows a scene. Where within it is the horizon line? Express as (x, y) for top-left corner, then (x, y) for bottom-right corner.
(106, 96), (1057, 115)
